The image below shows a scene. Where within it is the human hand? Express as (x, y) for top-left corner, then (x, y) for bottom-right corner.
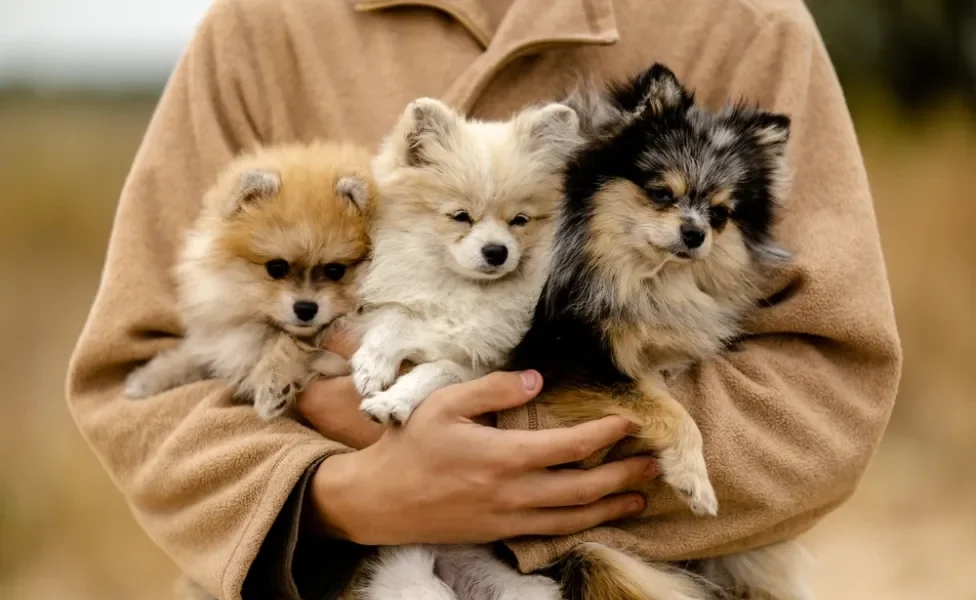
(307, 370), (658, 546)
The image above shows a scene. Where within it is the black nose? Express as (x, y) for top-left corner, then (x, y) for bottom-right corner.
(293, 301), (319, 322)
(481, 244), (509, 267)
(680, 224), (706, 249)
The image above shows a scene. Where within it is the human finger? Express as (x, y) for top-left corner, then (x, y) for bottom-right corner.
(504, 416), (635, 470)
(431, 370), (542, 418)
(508, 457), (657, 508)
(514, 493), (646, 538)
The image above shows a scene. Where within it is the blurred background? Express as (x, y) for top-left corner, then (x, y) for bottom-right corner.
(0, 0), (974, 598)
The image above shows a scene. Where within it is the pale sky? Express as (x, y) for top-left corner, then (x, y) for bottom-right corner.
(0, 0), (212, 88)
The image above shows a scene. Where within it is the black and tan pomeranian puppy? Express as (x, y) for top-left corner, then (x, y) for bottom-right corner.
(508, 64), (811, 600)
(124, 142), (374, 419)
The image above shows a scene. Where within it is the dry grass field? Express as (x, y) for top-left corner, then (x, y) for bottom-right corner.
(0, 91), (973, 600)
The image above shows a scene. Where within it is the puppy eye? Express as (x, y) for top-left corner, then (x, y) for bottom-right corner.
(709, 205), (731, 229)
(509, 214), (530, 227)
(648, 188), (676, 205)
(265, 259), (290, 279)
(317, 262), (347, 282)
(450, 210), (472, 224)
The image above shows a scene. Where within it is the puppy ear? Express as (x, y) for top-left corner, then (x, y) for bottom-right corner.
(631, 63), (693, 116)
(401, 97), (458, 167)
(518, 102), (581, 156)
(224, 169), (280, 215)
(747, 112), (791, 156)
(336, 175), (370, 212)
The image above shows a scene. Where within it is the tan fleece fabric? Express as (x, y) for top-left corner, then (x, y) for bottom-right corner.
(65, 0), (901, 598)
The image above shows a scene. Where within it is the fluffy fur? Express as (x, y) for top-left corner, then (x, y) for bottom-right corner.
(351, 98), (582, 600)
(351, 97), (581, 425)
(124, 142), (374, 419)
(356, 545), (562, 600)
(508, 64), (810, 600)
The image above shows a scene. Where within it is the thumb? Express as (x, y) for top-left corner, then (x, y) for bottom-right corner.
(436, 370), (543, 418)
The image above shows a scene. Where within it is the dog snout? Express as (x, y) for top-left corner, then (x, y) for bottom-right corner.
(680, 224), (706, 249)
(481, 243), (509, 267)
(293, 300), (319, 322)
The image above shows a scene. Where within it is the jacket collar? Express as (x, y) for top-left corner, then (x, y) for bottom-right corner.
(347, 0), (618, 50)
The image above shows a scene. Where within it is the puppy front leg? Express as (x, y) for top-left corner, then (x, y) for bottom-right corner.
(632, 376), (717, 516)
(290, 334), (350, 379)
(538, 376), (717, 516)
(124, 343), (209, 399)
(350, 307), (412, 398)
(243, 333), (315, 419)
(358, 360), (476, 426)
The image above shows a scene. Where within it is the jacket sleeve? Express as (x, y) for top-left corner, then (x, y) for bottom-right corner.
(65, 1), (357, 597)
(501, 8), (902, 567)
(667, 8), (903, 556)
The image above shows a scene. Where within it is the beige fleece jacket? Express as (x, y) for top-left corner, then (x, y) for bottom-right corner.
(65, 0), (901, 598)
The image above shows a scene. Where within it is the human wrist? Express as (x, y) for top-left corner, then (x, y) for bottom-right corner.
(307, 451), (365, 542)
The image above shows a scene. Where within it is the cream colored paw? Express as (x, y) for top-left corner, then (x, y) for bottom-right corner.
(253, 378), (300, 419)
(659, 448), (718, 517)
(350, 350), (399, 397)
(359, 388), (415, 426)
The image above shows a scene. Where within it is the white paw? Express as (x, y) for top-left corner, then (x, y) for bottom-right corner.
(498, 575), (562, 600)
(359, 388), (415, 426)
(253, 379), (300, 420)
(659, 449), (718, 517)
(124, 367), (160, 399)
(351, 350), (399, 397)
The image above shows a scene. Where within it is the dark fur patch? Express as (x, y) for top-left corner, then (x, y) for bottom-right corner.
(509, 61), (791, 430)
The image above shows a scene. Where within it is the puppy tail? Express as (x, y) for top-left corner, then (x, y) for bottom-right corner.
(698, 541), (815, 600)
(557, 542), (711, 600)
(561, 80), (629, 139)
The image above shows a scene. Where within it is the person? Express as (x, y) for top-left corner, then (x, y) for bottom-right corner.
(65, 0), (902, 599)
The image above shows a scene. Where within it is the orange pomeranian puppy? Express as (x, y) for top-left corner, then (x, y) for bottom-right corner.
(124, 142), (374, 419)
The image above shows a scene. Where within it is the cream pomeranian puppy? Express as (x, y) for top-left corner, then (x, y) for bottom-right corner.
(349, 99), (582, 600)
(351, 98), (581, 426)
